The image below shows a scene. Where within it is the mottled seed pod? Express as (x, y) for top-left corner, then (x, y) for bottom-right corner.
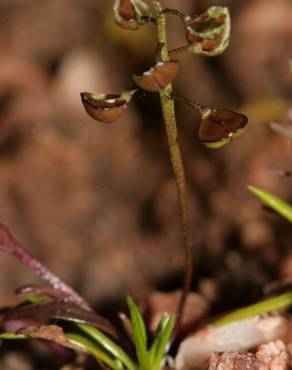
(133, 61), (179, 92)
(113, 0), (152, 30)
(198, 108), (248, 148)
(80, 90), (137, 123)
(186, 6), (231, 57)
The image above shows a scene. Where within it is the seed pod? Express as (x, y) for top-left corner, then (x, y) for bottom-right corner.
(80, 90), (137, 123)
(133, 61), (179, 92)
(113, 0), (151, 31)
(186, 6), (230, 57)
(198, 108), (248, 148)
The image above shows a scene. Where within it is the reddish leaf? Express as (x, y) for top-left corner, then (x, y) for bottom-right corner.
(0, 224), (91, 310)
(16, 284), (70, 301)
(3, 301), (118, 338)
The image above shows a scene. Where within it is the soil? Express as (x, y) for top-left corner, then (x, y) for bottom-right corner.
(0, 0), (292, 369)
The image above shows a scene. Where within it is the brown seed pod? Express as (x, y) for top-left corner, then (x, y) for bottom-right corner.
(113, 0), (151, 30)
(80, 90), (137, 123)
(198, 109), (248, 148)
(133, 61), (179, 92)
(186, 6), (230, 57)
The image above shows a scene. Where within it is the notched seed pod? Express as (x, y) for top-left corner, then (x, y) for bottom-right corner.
(198, 109), (248, 148)
(80, 90), (137, 123)
(113, 0), (152, 30)
(133, 61), (179, 92)
(186, 6), (230, 57)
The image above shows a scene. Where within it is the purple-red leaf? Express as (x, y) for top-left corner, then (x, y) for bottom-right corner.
(0, 224), (91, 311)
(15, 284), (70, 301)
(3, 301), (118, 338)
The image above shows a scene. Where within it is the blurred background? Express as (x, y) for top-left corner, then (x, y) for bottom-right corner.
(0, 0), (291, 320)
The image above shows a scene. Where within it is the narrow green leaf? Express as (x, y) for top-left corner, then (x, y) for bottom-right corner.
(78, 323), (136, 370)
(214, 291), (292, 327)
(149, 315), (169, 364)
(127, 296), (150, 370)
(66, 333), (123, 370)
(0, 332), (27, 339)
(24, 294), (47, 304)
(248, 185), (292, 222)
(149, 314), (174, 370)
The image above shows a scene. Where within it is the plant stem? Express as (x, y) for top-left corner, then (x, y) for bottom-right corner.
(153, 1), (193, 341)
(170, 95), (205, 114)
(168, 45), (190, 56)
(161, 8), (188, 21)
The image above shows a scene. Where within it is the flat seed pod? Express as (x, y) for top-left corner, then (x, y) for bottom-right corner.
(133, 61), (179, 92)
(186, 6), (230, 57)
(80, 90), (137, 123)
(113, 0), (151, 30)
(198, 109), (248, 148)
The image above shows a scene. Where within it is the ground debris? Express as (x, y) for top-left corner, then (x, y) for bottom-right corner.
(175, 316), (290, 370)
(208, 340), (290, 370)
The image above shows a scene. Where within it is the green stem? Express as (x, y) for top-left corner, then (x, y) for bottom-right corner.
(153, 1), (193, 341)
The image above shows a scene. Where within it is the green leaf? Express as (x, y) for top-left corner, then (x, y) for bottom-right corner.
(149, 314), (174, 370)
(77, 324), (137, 370)
(0, 332), (27, 339)
(214, 291), (292, 327)
(66, 333), (123, 370)
(127, 296), (150, 370)
(248, 185), (292, 223)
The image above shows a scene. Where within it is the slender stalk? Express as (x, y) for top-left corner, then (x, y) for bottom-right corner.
(161, 8), (188, 21)
(170, 95), (205, 114)
(168, 45), (190, 56)
(153, 1), (193, 341)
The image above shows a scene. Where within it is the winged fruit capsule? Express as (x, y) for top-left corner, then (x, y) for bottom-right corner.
(80, 90), (137, 123)
(113, 0), (152, 30)
(198, 108), (248, 148)
(186, 6), (230, 57)
(133, 61), (179, 92)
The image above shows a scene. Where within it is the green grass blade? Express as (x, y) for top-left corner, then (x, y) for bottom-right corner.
(78, 323), (136, 370)
(248, 185), (292, 222)
(214, 291), (292, 327)
(127, 297), (147, 344)
(127, 296), (150, 370)
(66, 333), (123, 370)
(0, 333), (27, 339)
(149, 314), (174, 370)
